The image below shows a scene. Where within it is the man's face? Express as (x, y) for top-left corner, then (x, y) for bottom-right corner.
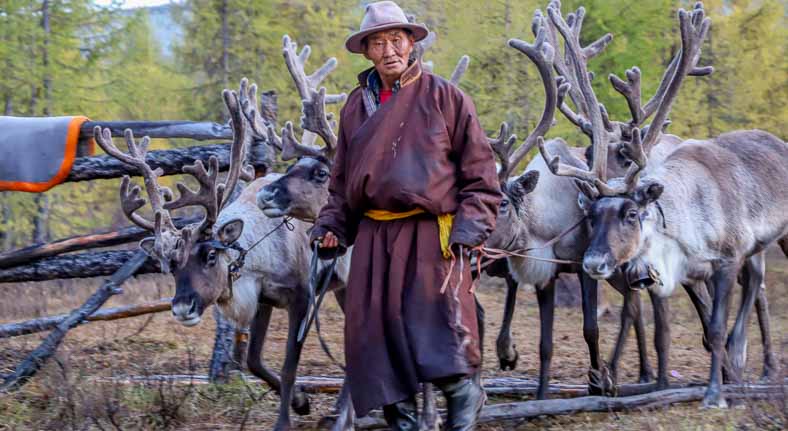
(363, 29), (415, 82)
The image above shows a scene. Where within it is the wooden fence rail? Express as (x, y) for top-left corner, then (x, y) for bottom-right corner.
(66, 141), (274, 183)
(0, 216), (200, 269)
(0, 250), (160, 283)
(81, 121), (233, 141)
(0, 298), (172, 338)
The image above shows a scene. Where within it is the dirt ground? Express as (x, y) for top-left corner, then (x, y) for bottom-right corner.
(0, 247), (785, 430)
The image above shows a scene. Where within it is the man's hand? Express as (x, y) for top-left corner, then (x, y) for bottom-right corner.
(317, 231), (339, 249)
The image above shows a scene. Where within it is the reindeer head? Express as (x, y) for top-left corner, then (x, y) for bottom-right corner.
(535, 1), (710, 279)
(97, 89), (257, 326)
(254, 36), (350, 221)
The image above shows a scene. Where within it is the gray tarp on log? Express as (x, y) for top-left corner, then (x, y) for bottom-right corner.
(0, 116), (87, 191)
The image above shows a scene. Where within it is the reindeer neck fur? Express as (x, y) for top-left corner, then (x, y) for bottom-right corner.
(633, 130), (788, 297)
(212, 175), (313, 326)
(507, 140), (587, 287)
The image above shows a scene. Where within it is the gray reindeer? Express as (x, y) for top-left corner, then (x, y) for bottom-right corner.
(537, 2), (785, 408)
(486, 0), (778, 399)
(96, 43), (354, 430)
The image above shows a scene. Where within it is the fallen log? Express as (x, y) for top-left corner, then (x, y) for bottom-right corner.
(347, 382), (785, 429)
(477, 382), (784, 424)
(0, 216), (200, 269)
(0, 251), (149, 391)
(0, 298), (172, 338)
(0, 250), (160, 283)
(81, 121), (233, 141)
(66, 141), (274, 183)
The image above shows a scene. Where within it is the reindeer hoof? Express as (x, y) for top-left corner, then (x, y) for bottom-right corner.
(701, 391), (728, 409)
(292, 390), (311, 416)
(498, 349), (519, 371)
(638, 372), (653, 384)
(587, 366), (617, 397)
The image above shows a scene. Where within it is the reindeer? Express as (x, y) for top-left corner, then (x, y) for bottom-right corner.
(96, 51), (353, 430)
(537, 2), (787, 408)
(484, 0), (768, 399)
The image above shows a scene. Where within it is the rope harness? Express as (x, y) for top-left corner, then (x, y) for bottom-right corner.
(218, 217), (295, 303)
(297, 242), (344, 370)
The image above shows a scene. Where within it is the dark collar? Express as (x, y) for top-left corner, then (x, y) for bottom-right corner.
(356, 59), (423, 89)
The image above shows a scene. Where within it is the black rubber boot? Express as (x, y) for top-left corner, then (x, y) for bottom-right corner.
(436, 377), (486, 431)
(382, 397), (418, 431)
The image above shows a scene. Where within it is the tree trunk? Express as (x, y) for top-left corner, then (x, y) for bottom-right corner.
(41, 0), (51, 117)
(220, 0), (230, 93)
(3, 95), (11, 116)
(31, 194), (49, 244)
(30, 0), (52, 245)
(0, 192), (10, 251)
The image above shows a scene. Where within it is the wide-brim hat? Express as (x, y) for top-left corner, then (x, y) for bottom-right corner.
(345, 1), (429, 54)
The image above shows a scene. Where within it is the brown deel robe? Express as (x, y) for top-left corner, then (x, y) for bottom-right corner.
(311, 61), (501, 416)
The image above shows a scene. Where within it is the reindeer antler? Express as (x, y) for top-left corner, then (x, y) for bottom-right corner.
(165, 89), (254, 241)
(503, 9), (563, 176)
(540, 1), (612, 139)
(95, 127), (175, 232)
(95, 127), (186, 271)
(449, 55), (470, 86)
(608, 2), (712, 144)
(275, 35), (346, 161)
(546, 2), (612, 179)
(488, 122), (518, 183)
(640, 2), (710, 152)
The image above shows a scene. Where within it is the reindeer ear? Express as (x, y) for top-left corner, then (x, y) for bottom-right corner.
(139, 237), (156, 256)
(218, 219), (244, 245)
(516, 170), (540, 195)
(508, 171), (540, 203)
(633, 182), (664, 206)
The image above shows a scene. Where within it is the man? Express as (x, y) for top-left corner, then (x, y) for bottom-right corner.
(310, 2), (501, 429)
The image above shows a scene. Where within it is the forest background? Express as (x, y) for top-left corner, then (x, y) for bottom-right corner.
(0, 0), (785, 249)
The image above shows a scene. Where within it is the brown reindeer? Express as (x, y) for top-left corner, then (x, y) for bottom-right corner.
(96, 45), (353, 430)
(538, 2), (786, 407)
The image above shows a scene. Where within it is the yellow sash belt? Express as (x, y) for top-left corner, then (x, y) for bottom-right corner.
(364, 208), (454, 259)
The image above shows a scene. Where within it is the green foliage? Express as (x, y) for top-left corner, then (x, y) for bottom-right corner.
(0, 0), (785, 249)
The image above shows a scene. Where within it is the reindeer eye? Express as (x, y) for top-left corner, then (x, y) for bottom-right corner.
(500, 199), (510, 210)
(206, 249), (217, 265)
(314, 169), (329, 182)
(626, 209), (639, 223)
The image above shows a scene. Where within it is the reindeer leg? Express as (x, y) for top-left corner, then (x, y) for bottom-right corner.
(703, 264), (738, 409)
(247, 303), (282, 392)
(754, 286), (776, 380)
(535, 282), (556, 400)
(725, 253), (763, 384)
(684, 282), (712, 352)
(579, 272), (614, 396)
(274, 298), (310, 431)
(631, 291), (653, 384)
(607, 280), (651, 385)
(496, 272), (519, 371)
(648, 290), (671, 390)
